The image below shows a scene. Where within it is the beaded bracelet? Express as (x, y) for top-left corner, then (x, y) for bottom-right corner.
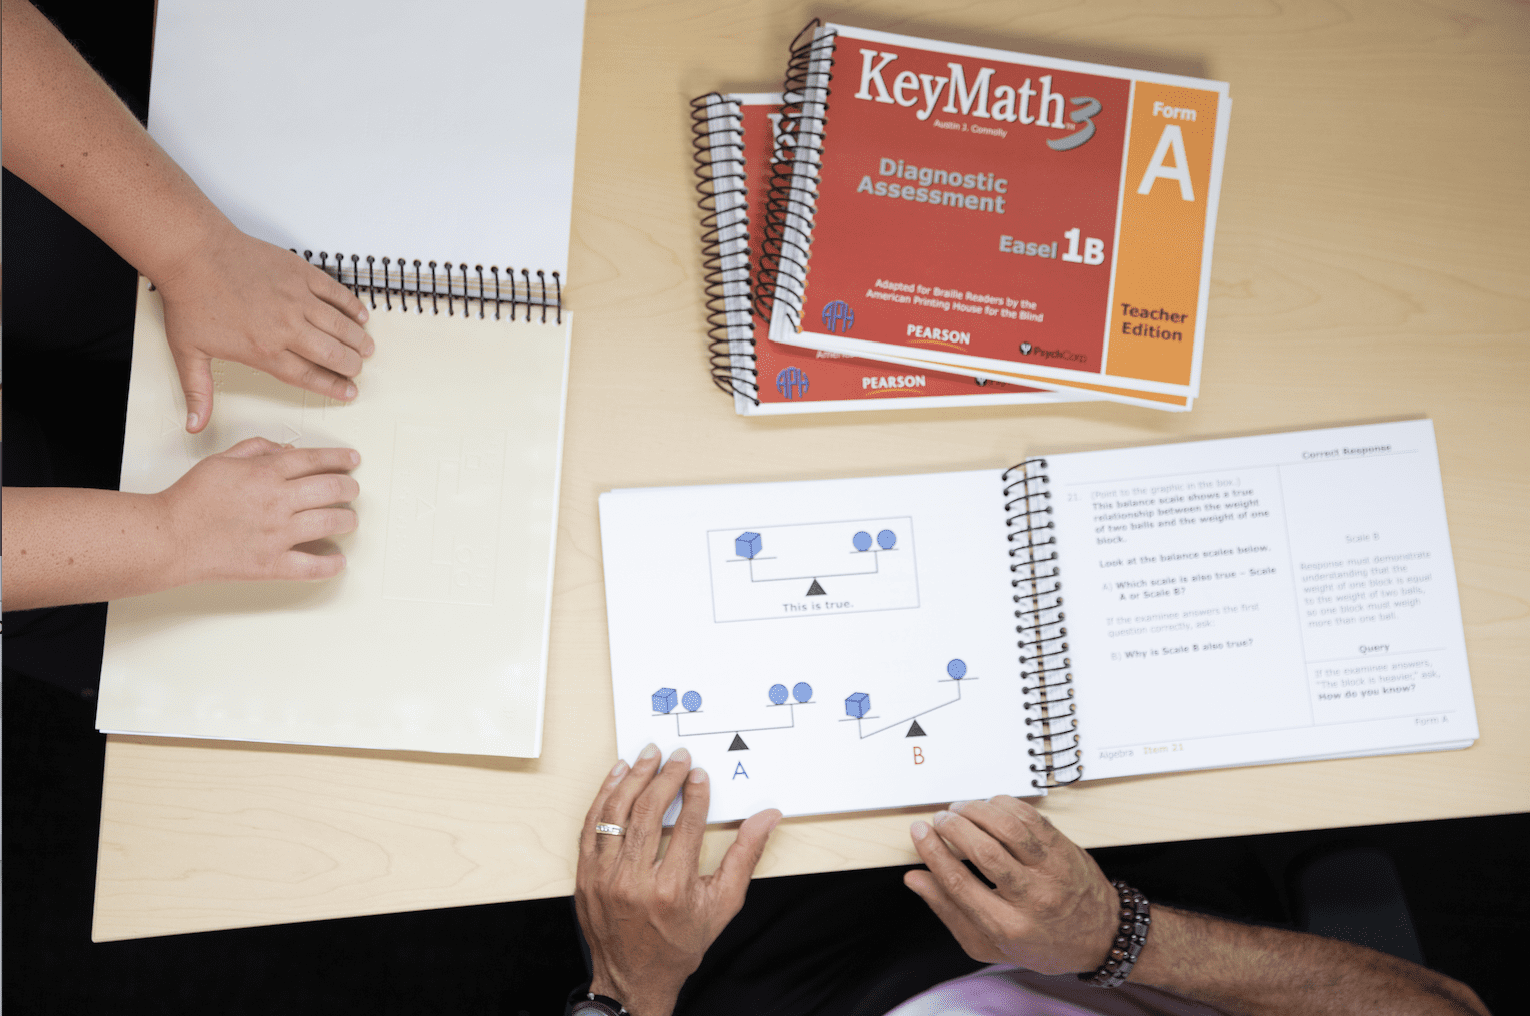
(1079, 880), (1151, 987)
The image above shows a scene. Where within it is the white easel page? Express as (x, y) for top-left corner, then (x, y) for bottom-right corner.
(149, 0), (585, 275)
(599, 470), (1030, 825)
(1050, 420), (1476, 780)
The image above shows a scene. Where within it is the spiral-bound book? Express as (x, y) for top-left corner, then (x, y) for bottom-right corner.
(97, 0), (584, 758)
(758, 24), (1232, 411)
(692, 92), (1089, 414)
(599, 420), (1476, 823)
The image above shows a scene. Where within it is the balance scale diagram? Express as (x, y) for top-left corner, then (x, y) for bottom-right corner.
(707, 517), (919, 623)
(840, 658), (977, 740)
(650, 681), (815, 752)
(650, 658), (975, 751)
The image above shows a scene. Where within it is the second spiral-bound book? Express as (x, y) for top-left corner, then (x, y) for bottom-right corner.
(691, 91), (1086, 414)
(598, 420), (1476, 823)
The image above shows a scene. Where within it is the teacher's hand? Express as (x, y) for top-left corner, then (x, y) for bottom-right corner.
(575, 745), (782, 1016)
(904, 795), (1119, 976)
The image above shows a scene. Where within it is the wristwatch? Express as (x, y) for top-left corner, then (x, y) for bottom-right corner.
(570, 992), (629, 1016)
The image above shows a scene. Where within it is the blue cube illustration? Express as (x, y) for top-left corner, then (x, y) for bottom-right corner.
(845, 691), (871, 718)
(735, 531), (763, 559)
(652, 687), (678, 714)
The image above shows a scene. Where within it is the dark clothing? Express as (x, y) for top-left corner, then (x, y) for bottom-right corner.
(2, 167), (137, 695)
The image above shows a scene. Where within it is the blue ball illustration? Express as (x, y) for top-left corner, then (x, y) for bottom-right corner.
(792, 681), (813, 703)
(768, 683), (789, 705)
(852, 531), (872, 551)
(682, 690), (702, 712)
(877, 529), (897, 550)
(947, 658), (968, 679)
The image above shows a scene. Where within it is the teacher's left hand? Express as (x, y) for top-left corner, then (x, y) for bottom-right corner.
(574, 744), (782, 1016)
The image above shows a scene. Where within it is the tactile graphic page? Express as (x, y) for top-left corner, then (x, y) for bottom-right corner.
(600, 469), (1034, 825)
(99, 281), (570, 757)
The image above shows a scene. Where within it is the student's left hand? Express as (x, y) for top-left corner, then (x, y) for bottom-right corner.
(157, 222), (375, 433)
(575, 745), (781, 1016)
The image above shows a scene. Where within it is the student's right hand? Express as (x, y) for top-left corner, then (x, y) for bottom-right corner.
(157, 436), (360, 584)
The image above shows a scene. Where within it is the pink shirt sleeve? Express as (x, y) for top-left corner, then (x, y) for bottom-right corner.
(884, 964), (1228, 1016)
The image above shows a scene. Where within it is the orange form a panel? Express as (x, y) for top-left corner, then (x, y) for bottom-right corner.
(1104, 82), (1225, 388)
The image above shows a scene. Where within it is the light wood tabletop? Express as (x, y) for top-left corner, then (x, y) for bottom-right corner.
(92, 0), (1530, 941)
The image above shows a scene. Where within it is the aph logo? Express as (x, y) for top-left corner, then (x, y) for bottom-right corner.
(776, 366), (810, 400)
(821, 300), (855, 334)
(1021, 342), (1033, 355)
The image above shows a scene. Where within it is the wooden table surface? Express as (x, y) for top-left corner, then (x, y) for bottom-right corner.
(91, 0), (1530, 941)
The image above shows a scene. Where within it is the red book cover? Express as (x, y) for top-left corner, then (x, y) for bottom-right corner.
(696, 93), (1082, 415)
(763, 25), (1230, 409)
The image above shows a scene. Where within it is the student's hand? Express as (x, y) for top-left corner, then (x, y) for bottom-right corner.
(157, 437), (360, 583)
(904, 795), (1119, 975)
(575, 745), (782, 1016)
(156, 222), (374, 433)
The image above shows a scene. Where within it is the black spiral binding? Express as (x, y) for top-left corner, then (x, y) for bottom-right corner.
(292, 250), (562, 324)
(1002, 458), (1083, 789)
(755, 20), (836, 333)
(690, 92), (758, 403)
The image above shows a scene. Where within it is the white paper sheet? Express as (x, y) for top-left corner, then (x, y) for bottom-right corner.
(99, 281), (571, 757)
(1049, 420), (1478, 779)
(599, 471), (1035, 824)
(148, 0), (585, 276)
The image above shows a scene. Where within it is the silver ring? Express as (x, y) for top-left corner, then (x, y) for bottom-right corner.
(595, 822), (624, 836)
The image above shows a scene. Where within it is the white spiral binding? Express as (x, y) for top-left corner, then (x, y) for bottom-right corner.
(758, 23), (835, 338)
(692, 94), (756, 407)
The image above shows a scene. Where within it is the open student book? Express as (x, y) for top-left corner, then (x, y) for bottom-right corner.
(599, 420), (1477, 823)
(96, 0), (585, 758)
(692, 92), (1089, 414)
(758, 23), (1232, 411)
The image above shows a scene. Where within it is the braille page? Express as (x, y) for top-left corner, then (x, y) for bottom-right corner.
(98, 280), (570, 757)
(1048, 420), (1476, 780)
(599, 470), (1032, 825)
(147, 0), (585, 276)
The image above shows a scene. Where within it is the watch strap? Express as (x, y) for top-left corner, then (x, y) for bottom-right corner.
(570, 991), (629, 1016)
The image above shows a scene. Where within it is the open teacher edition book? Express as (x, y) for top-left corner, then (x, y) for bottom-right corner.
(759, 24), (1232, 411)
(97, 0), (585, 758)
(600, 421), (1477, 823)
(691, 92), (1088, 414)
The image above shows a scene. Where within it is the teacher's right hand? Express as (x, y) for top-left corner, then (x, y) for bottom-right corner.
(904, 795), (1120, 976)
